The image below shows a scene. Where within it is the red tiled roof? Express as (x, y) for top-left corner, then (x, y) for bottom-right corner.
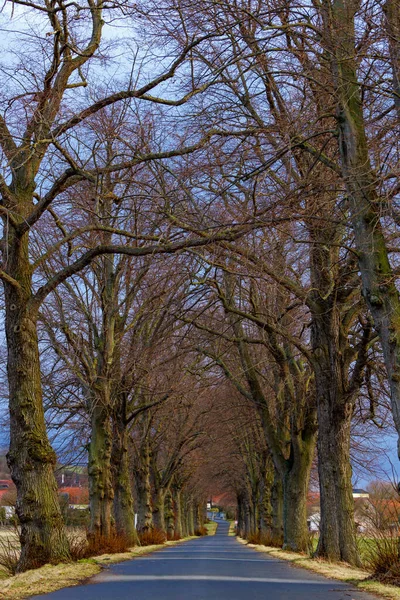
(58, 487), (89, 504)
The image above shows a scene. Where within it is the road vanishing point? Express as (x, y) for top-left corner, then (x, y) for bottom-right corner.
(32, 521), (378, 600)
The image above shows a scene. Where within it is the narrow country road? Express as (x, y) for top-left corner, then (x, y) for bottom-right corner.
(32, 521), (378, 599)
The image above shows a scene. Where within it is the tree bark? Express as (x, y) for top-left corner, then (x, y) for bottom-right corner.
(153, 488), (166, 531)
(5, 232), (70, 571)
(165, 489), (175, 539)
(384, 0), (400, 118)
(185, 499), (195, 536)
(316, 397), (359, 563)
(111, 418), (138, 545)
(136, 439), (153, 532)
(173, 487), (183, 538)
(88, 399), (114, 539)
(282, 436), (314, 552)
(321, 0), (400, 460)
(312, 317), (360, 565)
(271, 471), (284, 545)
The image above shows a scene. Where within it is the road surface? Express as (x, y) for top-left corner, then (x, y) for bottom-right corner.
(32, 520), (378, 599)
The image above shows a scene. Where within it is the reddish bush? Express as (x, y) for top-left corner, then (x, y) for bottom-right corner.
(138, 528), (167, 546)
(194, 527), (207, 537)
(69, 530), (130, 560)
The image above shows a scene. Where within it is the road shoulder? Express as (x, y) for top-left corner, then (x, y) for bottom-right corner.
(236, 538), (400, 600)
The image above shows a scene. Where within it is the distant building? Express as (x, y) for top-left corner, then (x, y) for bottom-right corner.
(56, 465), (88, 488)
(307, 489), (370, 532)
(307, 513), (320, 532)
(352, 489), (369, 499)
(58, 486), (89, 507)
(0, 479), (16, 502)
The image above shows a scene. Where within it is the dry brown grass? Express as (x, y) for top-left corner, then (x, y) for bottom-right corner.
(237, 537), (400, 600)
(0, 537), (194, 600)
(0, 529), (20, 575)
(360, 532), (400, 586)
(0, 562), (101, 600)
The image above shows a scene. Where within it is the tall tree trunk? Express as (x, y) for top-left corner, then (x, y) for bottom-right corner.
(282, 435), (314, 552)
(193, 503), (204, 533)
(312, 325), (360, 565)
(5, 235), (70, 572)
(321, 0), (400, 458)
(88, 399), (113, 538)
(316, 398), (358, 563)
(196, 504), (204, 530)
(153, 488), (166, 531)
(186, 500), (195, 536)
(173, 487), (183, 538)
(111, 418), (138, 545)
(259, 406), (315, 551)
(271, 470), (284, 545)
(384, 0), (400, 118)
(237, 493), (245, 538)
(258, 456), (274, 536)
(165, 489), (175, 539)
(243, 495), (251, 539)
(136, 440), (153, 531)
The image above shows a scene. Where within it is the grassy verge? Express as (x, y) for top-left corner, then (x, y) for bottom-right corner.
(237, 538), (400, 600)
(204, 522), (218, 535)
(0, 538), (194, 600)
(228, 522), (236, 536)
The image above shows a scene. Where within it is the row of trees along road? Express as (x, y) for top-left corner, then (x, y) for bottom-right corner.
(0, 0), (398, 573)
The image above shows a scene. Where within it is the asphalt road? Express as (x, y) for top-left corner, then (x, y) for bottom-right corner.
(32, 521), (378, 600)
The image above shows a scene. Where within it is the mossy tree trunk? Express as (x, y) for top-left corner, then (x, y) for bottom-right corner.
(384, 0), (400, 119)
(88, 395), (114, 539)
(173, 486), (183, 538)
(312, 303), (365, 565)
(271, 473), (284, 545)
(321, 0), (400, 459)
(258, 455), (275, 536)
(5, 224), (70, 572)
(111, 412), (138, 545)
(282, 434), (314, 552)
(315, 392), (359, 564)
(185, 497), (195, 536)
(165, 489), (175, 539)
(153, 487), (167, 531)
(0, 3), (104, 570)
(306, 189), (370, 566)
(136, 438), (153, 532)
